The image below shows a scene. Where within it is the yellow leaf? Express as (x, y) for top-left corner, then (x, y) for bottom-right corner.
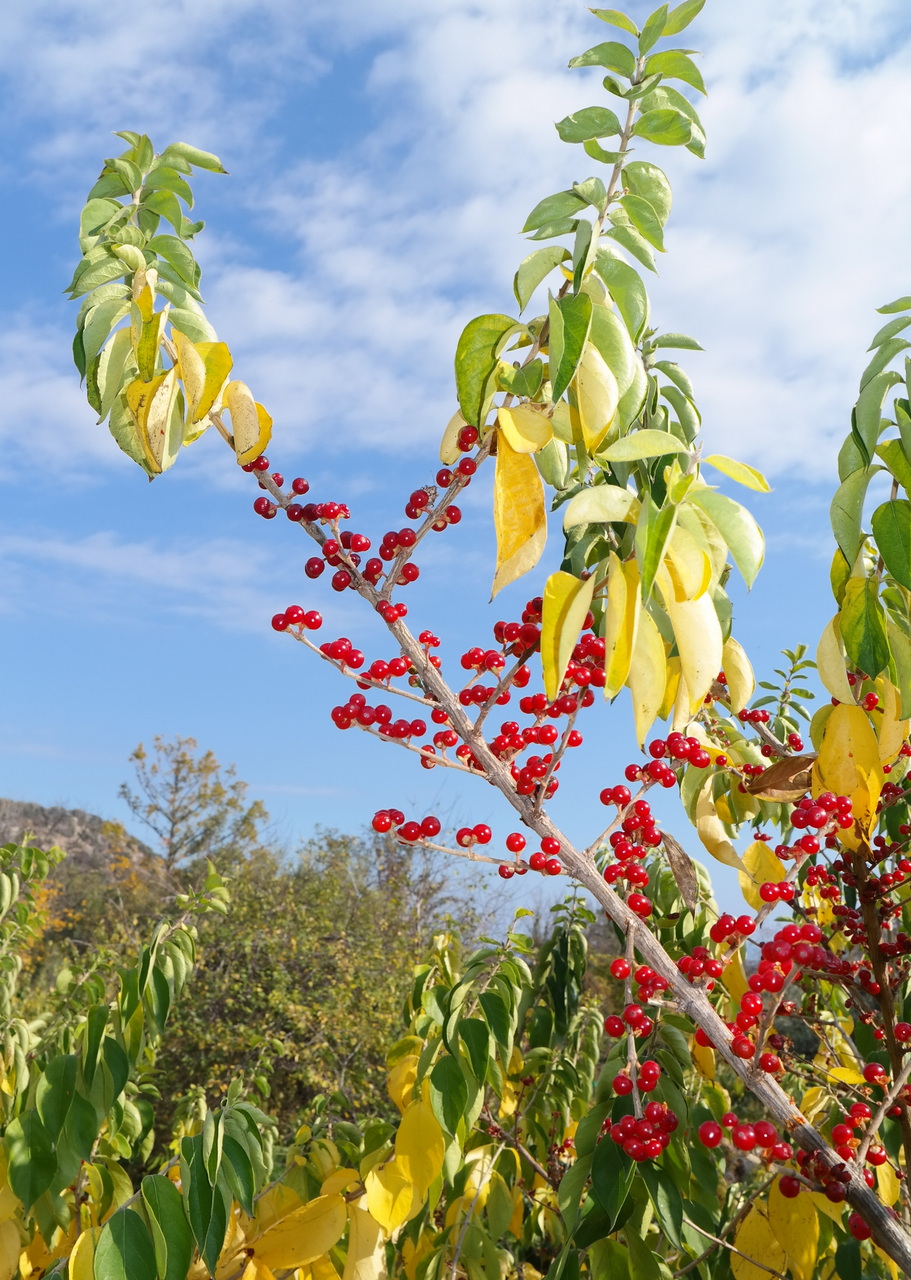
(722, 945), (749, 1005)
(223, 380), (272, 466)
(243, 1261), (278, 1280)
(808, 1190), (844, 1223)
(492, 433), (547, 597)
(875, 1243), (900, 1280)
(664, 523), (712, 601)
(402, 1233), (434, 1280)
(67, 1228), (102, 1280)
(695, 778), (744, 871)
(572, 344), (618, 452)
(508, 1187), (524, 1237)
(245, 1184), (304, 1235)
(497, 405), (553, 453)
(702, 454), (771, 493)
(562, 484), (640, 530)
(626, 608), (666, 746)
(876, 677), (909, 765)
(395, 1100), (445, 1194)
(321, 1168), (361, 1197)
(799, 1087), (829, 1125)
(310, 1255), (340, 1280)
(342, 1206), (385, 1280)
(721, 637), (755, 714)
(662, 575), (723, 715)
(738, 841), (786, 911)
(387, 1054), (418, 1113)
(135, 309), (167, 382)
(440, 409), (468, 464)
(730, 1205), (787, 1280)
(541, 571), (596, 701)
(0, 1219), (18, 1280)
(877, 1160), (900, 1207)
(690, 1037), (715, 1080)
(253, 1195), (347, 1270)
(132, 282), (155, 324)
(767, 1176), (818, 1280)
(812, 703), (884, 849)
(173, 331), (234, 429)
(658, 655), (681, 722)
(816, 616), (854, 704)
(603, 554), (640, 698)
(365, 1160), (414, 1235)
(125, 368), (181, 474)
(829, 1066), (866, 1085)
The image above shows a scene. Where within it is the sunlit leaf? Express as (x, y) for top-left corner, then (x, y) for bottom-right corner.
(702, 454), (770, 493)
(492, 433), (547, 597)
(497, 404), (553, 453)
(601, 428), (688, 462)
(738, 841), (786, 911)
(627, 607), (667, 745)
(563, 485), (640, 529)
(541, 570), (596, 701)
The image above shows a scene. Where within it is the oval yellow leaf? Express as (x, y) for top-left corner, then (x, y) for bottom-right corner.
(767, 1176), (818, 1280)
(387, 1054), (418, 1113)
(664, 522), (712, 601)
(563, 484), (640, 530)
(67, 1227), (102, 1280)
(603, 554), (640, 699)
(690, 1036), (715, 1080)
(573, 343), (618, 452)
(343, 1206), (385, 1280)
(626, 607), (666, 746)
(253, 1195), (347, 1270)
(125, 368), (180, 474)
(816, 616), (854, 704)
(541, 570), (596, 701)
(721, 637), (755, 714)
(395, 1100), (445, 1194)
(365, 1160), (414, 1235)
(224, 380), (272, 466)
(702, 454), (771, 493)
(722, 944), (749, 1005)
(876, 677), (909, 765)
(497, 404), (553, 453)
(731, 1205), (787, 1280)
(440, 410), (468, 464)
(663, 580), (723, 715)
(658, 655), (681, 722)
(811, 702), (884, 849)
(321, 1168), (361, 1197)
(738, 841), (786, 911)
(0, 1219), (19, 1280)
(492, 433), (546, 598)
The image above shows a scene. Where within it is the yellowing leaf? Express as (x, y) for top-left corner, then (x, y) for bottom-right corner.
(662, 573), (723, 714)
(816, 616), (854, 704)
(767, 1177), (818, 1280)
(658, 655), (681, 722)
(342, 1206), (385, 1280)
(541, 570), (596, 701)
(876, 677), (909, 764)
(321, 1168), (361, 1197)
(492, 433), (547, 597)
(702, 454), (771, 493)
(664, 522), (712, 601)
(440, 410), (469, 465)
(387, 1054), (418, 1113)
(799, 1087), (830, 1125)
(808, 1190), (844, 1223)
(562, 484), (640, 530)
(812, 702), (884, 849)
(874, 1244), (900, 1280)
(828, 1066), (866, 1085)
(0, 1219), (19, 1280)
(695, 779), (744, 870)
(497, 404), (553, 453)
(572, 343), (618, 451)
(223, 380), (272, 466)
(603, 554), (640, 698)
(722, 944), (749, 1006)
(125, 368), (181, 474)
(365, 1160), (414, 1235)
(731, 1205), (787, 1280)
(627, 608), (666, 746)
(253, 1195), (347, 1270)
(135, 309), (167, 382)
(721, 637), (755, 714)
(690, 1037), (715, 1080)
(877, 1160), (900, 1207)
(173, 331), (234, 429)
(395, 1100), (445, 1194)
(245, 1184), (304, 1235)
(738, 841), (786, 911)
(242, 1261), (277, 1280)
(67, 1228), (102, 1280)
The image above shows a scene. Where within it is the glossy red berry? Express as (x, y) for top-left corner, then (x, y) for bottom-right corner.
(698, 1121), (722, 1148)
(610, 958), (631, 980)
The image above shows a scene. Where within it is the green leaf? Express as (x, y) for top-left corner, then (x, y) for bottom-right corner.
(6, 1114), (56, 1213)
(95, 1208), (157, 1280)
(859, 338), (910, 391)
(479, 990), (512, 1050)
(429, 1056), (470, 1135)
(555, 107), (622, 144)
(142, 166), (194, 206)
(37, 1055), (78, 1141)
(167, 307), (217, 344)
(877, 295), (911, 315)
(68, 255), (129, 299)
(147, 235), (201, 292)
(549, 292), (593, 401)
(594, 250), (649, 339)
(523, 191), (589, 233)
(854, 372), (902, 463)
(460, 1017), (493, 1083)
(568, 42), (637, 78)
(644, 49), (706, 93)
(869, 315), (911, 349)
(584, 138), (626, 165)
(499, 359), (544, 399)
(875, 438), (911, 495)
(528, 218), (581, 241)
(887, 620), (911, 718)
(840, 578), (890, 679)
(141, 189), (191, 237)
(605, 223), (657, 273)
(220, 1134), (256, 1218)
(619, 194), (665, 251)
(455, 314), (519, 427)
(140, 1176), (194, 1280)
(514, 246), (570, 311)
(639, 4), (669, 53)
(159, 142), (228, 174)
(639, 1163), (683, 1248)
(663, 0), (705, 34)
(65, 1090), (100, 1162)
(652, 331), (703, 350)
(572, 219), (595, 294)
(591, 1131), (635, 1224)
(636, 496), (677, 601)
(661, 384), (700, 441)
(872, 500), (911, 589)
(639, 85), (705, 156)
(623, 161), (672, 224)
(602, 428), (688, 461)
(180, 1134), (228, 1275)
(830, 467), (874, 565)
(633, 108), (691, 146)
(82, 298), (130, 369)
(590, 9), (639, 36)
(687, 488), (764, 587)
(103, 1037), (130, 1097)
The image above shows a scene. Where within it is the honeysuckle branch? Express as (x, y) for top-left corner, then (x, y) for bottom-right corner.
(857, 1048), (911, 1164)
(349, 723), (476, 776)
(680, 1212), (787, 1280)
(532, 703), (579, 819)
(288, 631), (437, 708)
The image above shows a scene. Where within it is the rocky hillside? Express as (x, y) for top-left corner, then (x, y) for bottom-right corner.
(0, 798), (152, 868)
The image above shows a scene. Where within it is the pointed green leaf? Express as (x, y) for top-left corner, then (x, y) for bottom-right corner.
(429, 1056), (470, 1136)
(623, 160), (672, 224)
(652, 331), (703, 350)
(605, 223), (657, 272)
(859, 339), (910, 391)
(639, 1162), (683, 1248)
(644, 49), (706, 93)
(590, 9), (639, 36)
(37, 1055), (78, 1141)
(591, 1129), (635, 1224)
(140, 1176), (194, 1280)
(830, 467), (875, 565)
(639, 4), (669, 53)
(619, 194), (665, 251)
(523, 191), (589, 233)
(877, 296), (911, 315)
(455, 314), (520, 427)
(687, 488), (764, 587)
(159, 142), (228, 174)
(875, 438), (911, 495)
(841, 578), (890, 679)
(632, 108), (691, 146)
(5, 1113), (55, 1212)
(594, 250), (648, 339)
(568, 42), (637, 77)
(220, 1134), (257, 1218)
(549, 292), (593, 401)
(663, 0), (705, 34)
(95, 1208), (157, 1280)
(514, 246), (570, 310)
(872, 500), (911, 590)
(555, 107), (622, 144)
(602, 428), (688, 461)
(869, 315), (911, 350)
(180, 1134), (228, 1275)
(636, 496), (677, 601)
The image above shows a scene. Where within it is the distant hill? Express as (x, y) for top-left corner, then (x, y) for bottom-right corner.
(0, 798), (153, 868)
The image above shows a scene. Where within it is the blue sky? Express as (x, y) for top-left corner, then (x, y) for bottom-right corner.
(2, 0), (911, 917)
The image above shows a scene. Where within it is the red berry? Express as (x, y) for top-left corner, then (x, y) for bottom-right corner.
(505, 833), (526, 853)
(372, 812), (392, 833)
(544, 857), (562, 876)
(528, 851), (547, 871)
(497, 864), (514, 880)
(271, 613), (288, 631)
(610, 958), (631, 980)
(848, 1213), (872, 1241)
(603, 1016), (625, 1038)
(613, 1074), (633, 1096)
(698, 1121), (722, 1148)
(779, 1175), (801, 1199)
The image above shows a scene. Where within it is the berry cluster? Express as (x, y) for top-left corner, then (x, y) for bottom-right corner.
(601, 1097), (678, 1162)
